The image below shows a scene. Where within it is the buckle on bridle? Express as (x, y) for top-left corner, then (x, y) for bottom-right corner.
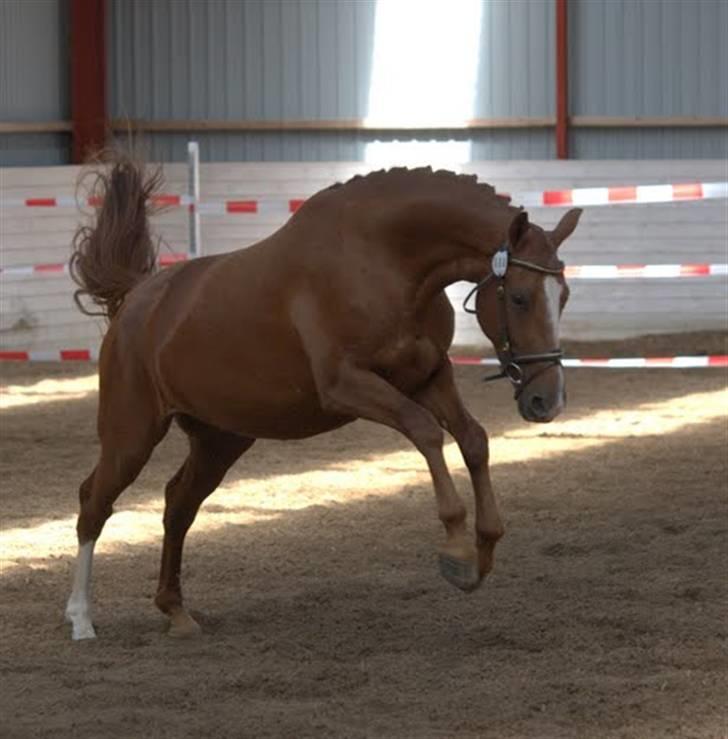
(504, 362), (524, 385)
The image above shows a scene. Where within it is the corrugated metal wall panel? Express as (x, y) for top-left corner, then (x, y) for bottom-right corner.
(571, 129), (728, 160)
(0, 0), (70, 166)
(108, 0), (379, 123)
(0, 0), (725, 165)
(0, 0), (69, 121)
(571, 0), (728, 158)
(109, 0), (726, 162)
(0, 134), (70, 167)
(108, 0), (555, 161)
(476, 0), (554, 119)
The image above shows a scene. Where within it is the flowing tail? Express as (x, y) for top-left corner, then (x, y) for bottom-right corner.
(70, 152), (162, 319)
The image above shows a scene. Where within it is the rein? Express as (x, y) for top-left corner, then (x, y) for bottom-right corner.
(462, 244), (564, 396)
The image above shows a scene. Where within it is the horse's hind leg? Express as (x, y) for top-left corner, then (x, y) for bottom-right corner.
(154, 416), (254, 638)
(65, 369), (168, 640)
(65, 436), (165, 639)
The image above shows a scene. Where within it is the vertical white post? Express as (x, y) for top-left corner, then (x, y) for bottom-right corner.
(187, 141), (201, 257)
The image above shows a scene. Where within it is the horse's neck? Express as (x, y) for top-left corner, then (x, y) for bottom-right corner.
(412, 252), (494, 311)
(378, 187), (513, 265)
(383, 196), (512, 306)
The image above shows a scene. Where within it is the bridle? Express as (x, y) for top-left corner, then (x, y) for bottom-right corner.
(463, 244), (565, 397)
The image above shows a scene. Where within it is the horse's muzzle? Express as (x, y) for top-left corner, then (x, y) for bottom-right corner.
(518, 387), (565, 423)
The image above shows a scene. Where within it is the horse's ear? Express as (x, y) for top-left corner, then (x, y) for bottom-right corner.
(550, 208), (583, 248)
(508, 211), (529, 248)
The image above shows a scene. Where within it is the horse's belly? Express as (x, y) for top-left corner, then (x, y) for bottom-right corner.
(221, 390), (354, 440)
(180, 391), (353, 440)
(158, 348), (353, 440)
(229, 408), (354, 441)
(153, 288), (450, 439)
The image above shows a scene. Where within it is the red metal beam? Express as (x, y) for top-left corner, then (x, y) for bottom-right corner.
(70, 0), (107, 163)
(556, 0), (569, 159)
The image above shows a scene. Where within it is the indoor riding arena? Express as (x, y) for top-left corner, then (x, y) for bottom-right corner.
(1, 2), (726, 739)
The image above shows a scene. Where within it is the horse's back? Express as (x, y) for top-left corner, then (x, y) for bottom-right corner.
(103, 222), (456, 439)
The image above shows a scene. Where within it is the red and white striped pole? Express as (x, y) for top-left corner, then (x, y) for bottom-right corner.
(1, 349), (726, 367)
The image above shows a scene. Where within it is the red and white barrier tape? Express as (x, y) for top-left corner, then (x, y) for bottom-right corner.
(564, 263), (728, 279)
(517, 181), (728, 207)
(0, 263), (69, 277)
(0, 349), (99, 362)
(2, 182), (727, 212)
(450, 356), (728, 369)
(1, 349), (726, 368)
(0, 194), (303, 213)
(0, 252), (189, 278)
(3, 259), (726, 280)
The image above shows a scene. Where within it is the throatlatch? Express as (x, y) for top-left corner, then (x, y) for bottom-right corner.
(462, 244), (564, 395)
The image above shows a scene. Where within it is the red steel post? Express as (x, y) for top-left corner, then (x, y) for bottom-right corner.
(556, 0), (569, 159)
(70, 0), (107, 163)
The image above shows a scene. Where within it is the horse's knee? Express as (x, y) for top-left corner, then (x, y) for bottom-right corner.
(461, 423), (489, 470)
(76, 501), (113, 542)
(415, 425), (444, 456)
(163, 503), (197, 537)
(405, 409), (444, 456)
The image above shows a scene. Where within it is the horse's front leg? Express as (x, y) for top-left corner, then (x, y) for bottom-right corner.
(415, 361), (504, 584)
(311, 360), (480, 590)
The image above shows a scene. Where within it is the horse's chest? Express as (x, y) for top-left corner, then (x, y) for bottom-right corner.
(372, 337), (442, 395)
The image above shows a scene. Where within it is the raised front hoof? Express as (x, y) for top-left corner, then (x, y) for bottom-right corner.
(438, 552), (483, 593)
(167, 609), (202, 639)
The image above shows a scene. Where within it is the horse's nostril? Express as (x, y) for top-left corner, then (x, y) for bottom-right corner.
(530, 395), (546, 416)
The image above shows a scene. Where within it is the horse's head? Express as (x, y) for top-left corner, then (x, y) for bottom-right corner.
(474, 208), (582, 423)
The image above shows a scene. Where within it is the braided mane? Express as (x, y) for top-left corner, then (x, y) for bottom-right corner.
(324, 166), (512, 208)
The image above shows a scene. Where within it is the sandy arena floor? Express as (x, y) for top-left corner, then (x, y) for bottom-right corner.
(1, 340), (727, 739)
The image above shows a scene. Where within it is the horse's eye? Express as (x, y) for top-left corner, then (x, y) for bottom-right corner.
(511, 293), (528, 308)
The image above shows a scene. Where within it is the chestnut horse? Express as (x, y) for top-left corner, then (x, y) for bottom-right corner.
(65, 156), (581, 640)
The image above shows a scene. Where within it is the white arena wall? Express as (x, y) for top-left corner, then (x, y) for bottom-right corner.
(1, 160), (726, 354)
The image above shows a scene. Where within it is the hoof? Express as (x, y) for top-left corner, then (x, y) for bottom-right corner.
(65, 609), (97, 641)
(167, 610), (202, 639)
(438, 552), (482, 593)
(70, 623), (97, 641)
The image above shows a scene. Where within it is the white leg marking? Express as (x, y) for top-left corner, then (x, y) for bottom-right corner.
(65, 541), (97, 640)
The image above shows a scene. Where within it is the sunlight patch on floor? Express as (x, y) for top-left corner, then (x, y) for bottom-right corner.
(504, 389), (728, 441)
(1, 387), (726, 572)
(0, 374), (98, 409)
